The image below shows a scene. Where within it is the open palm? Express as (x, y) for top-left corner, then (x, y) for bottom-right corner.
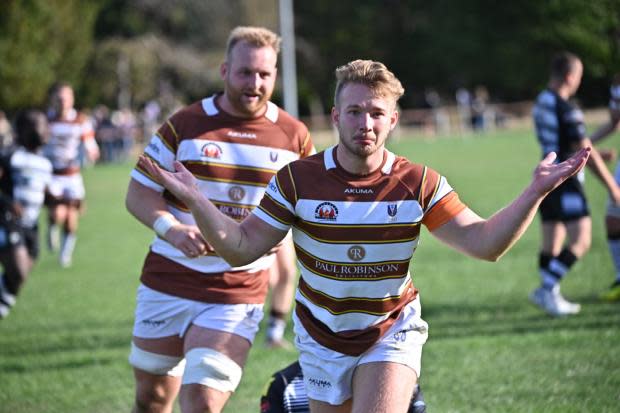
(531, 148), (590, 196)
(138, 156), (201, 205)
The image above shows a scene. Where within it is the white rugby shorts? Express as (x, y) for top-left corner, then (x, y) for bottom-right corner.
(132, 284), (264, 342)
(48, 174), (85, 201)
(293, 296), (428, 405)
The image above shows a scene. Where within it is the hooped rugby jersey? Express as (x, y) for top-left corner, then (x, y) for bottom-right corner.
(253, 146), (466, 355)
(0, 148), (52, 228)
(132, 94), (314, 304)
(532, 89), (587, 184)
(43, 108), (96, 174)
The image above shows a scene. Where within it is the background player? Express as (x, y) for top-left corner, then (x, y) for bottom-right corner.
(530, 52), (620, 316)
(0, 110), (52, 319)
(43, 82), (100, 267)
(125, 26), (314, 413)
(260, 360), (427, 413)
(590, 74), (620, 301)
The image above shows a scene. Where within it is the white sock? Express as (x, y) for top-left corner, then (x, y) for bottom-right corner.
(60, 233), (77, 262)
(0, 275), (16, 307)
(48, 224), (61, 250)
(267, 317), (286, 342)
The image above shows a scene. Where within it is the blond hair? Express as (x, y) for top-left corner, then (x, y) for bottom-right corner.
(226, 26), (281, 58)
(334, 60), (404, 107)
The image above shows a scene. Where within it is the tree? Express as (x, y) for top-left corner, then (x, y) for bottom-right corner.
(0, 0), (100, 112)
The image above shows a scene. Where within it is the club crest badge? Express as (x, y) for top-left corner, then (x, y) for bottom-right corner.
(315, 202), (338, 221)
(387, 204), (398, 217)
(201, 142), (222, 159)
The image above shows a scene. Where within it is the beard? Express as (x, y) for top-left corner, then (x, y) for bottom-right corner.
(225, 84), (271, 118)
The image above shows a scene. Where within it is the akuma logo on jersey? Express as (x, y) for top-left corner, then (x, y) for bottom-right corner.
(201, 142), (222, 159)
(227, 130), (256, 139)
(344, 187), (373, 194)
(315, 202), (338, 221)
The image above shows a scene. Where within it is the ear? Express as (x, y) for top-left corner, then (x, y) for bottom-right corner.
(220, 62), (228, 80)
(331, 106), (339, 125)
(389, 110), (399, 131)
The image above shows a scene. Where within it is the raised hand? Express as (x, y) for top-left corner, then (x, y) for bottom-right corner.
(138, 156), (202, 206)
(531, 147), (590, 197)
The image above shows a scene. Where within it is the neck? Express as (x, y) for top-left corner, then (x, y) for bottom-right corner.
(335, 145), (384, 176)
(549, 80), (571, 100)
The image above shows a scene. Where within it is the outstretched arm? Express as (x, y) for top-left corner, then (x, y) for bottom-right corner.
(431, 148), (590, 261)
(137, 156), (288, 266)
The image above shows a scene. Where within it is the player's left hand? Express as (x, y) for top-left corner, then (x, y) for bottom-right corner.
(531, 147), (590, 197)
(138, 156), (203, 207)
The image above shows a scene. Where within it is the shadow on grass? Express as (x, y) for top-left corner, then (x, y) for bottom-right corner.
(0, 355), (120, 373)
(0, 318), (133, 357)
(423, 298), (619, 340)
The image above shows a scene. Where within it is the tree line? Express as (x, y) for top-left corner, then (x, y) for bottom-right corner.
(1, 0), (618, 116)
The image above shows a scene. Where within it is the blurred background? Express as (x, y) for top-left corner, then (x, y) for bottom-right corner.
(1, 0), (619, 147)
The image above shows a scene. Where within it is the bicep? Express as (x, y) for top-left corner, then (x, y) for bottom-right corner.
(429, 207), (485, 256)
(125, 178), (166, 223)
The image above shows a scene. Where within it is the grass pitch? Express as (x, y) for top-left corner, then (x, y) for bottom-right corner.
(0, 128), (619, 412)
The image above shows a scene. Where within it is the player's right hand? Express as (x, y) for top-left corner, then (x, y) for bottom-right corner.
(164, 223), (209, 258)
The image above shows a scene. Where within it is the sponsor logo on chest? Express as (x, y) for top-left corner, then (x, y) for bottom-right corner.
(201, 142), (222, 159)
(315, 202), (338, 221)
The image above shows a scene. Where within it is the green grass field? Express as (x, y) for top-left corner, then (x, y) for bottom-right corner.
(1, 128), (619, 412)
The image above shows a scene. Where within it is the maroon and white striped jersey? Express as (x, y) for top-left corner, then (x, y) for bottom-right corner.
(253, 146), (466, 355)
(131, 94), (315, 304)
(43, 109), (96, 174)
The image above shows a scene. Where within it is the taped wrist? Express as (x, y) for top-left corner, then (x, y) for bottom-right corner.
(153, 214), (178, 237)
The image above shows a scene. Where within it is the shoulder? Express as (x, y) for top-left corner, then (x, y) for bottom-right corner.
(391, 155), (431, 182)
(168, 100), (206, 123)
(287, 151), (325, 174)
(271, 104), (309, 136)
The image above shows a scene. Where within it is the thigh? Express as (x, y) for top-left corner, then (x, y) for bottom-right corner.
(359, 298), (428, 379)
(352, 362), (417, 413)
(183, 326), (251, 367)
(565, 216), (591, 256)
(541, 221), (566, 255)
(186, 302), (263, 365)
(132, 284), (193, 354)
(308, 398), (352, 413)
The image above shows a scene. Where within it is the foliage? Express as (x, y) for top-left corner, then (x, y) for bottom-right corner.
(0, 0), (619, 114)
(0, 0), (100, 112)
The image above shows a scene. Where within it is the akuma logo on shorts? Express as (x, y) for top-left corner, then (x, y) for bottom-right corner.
(201, 142), (222, 159)
(315, 202), (338, 221)
(308, 377), (332, 389)
(141, 319), (166, 327)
